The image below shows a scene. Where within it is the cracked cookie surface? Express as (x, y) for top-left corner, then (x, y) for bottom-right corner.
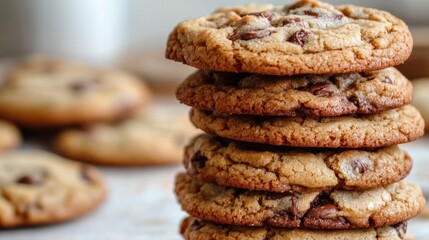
(190, 105), (424, 148)
(175, 173), (425, 229)
(0, 57), (151, 127)
(181, 217), (408, 240)
(0, 150), (107, 227)
(0, 120), (20, 152)
(184, 134), (412, 192)
(177, 68), (412, 117)
(166, 0), (412, 75)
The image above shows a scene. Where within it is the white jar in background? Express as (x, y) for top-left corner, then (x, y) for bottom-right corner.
(0, 0), (127, 65)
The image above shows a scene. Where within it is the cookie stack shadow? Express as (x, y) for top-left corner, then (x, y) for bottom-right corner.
(166, 0), (426, 239)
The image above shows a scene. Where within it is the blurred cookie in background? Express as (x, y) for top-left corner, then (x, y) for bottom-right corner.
(0, 57), (151, 127)
(54, 107), (200, 166)
(0, 150), (107, 227)
(412, 78), (429, 133)
(0, 119), (20, 152)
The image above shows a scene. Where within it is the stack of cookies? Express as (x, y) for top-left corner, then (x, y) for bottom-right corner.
(166, 0), (426, 239)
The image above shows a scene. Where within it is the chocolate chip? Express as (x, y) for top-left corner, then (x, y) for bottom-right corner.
(81, 165), (96, 184)
(303, 10), (320, 18)
(230, 29), (274, 41)
(16, 171), (46, 185)
(288, 29), (310, 46)
(393, 222), (407, 238)
(299, 82), (336, 97)
(241, 11), (275, 21)
(349, 95), (372, 110)
(351, 159), (367, 174)
(190, 219), (205, 232)
(281, 18), (304, 27)
(266, 192), (291, 200)
(381, 76), (393, 84)
(306, 204), (337, 219)
(188, 151), (207, 175)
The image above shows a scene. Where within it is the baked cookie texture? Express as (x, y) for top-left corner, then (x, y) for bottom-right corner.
(0, 57), (151, 127)
(190, 105), (424, 148)
(177, 68), (412, 117)
(166, 0), (413, 75)
(0, 150), (107, 227)
(0, 120), (20, 152)
(54, 109), (199, 166)
(175, 173), (425, 229)
(181, 217), (408, 240)
(184, 134), (412, 192)
(412, 78), (429, 132)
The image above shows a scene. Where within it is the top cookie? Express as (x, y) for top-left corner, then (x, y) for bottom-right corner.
(0, 57), (151, 127)
(166, 0), (412, 75)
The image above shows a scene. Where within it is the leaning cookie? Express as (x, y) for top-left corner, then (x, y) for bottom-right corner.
(177, 68), (412, 117)
(54, 110), (199, 166)
(412, 78), (429, 132)
(0, 150), (107, 227)
(166, 0), (412, 75)
(185, 134), (412, 192)
(181, 217), (408, 240)
(0, 120), (20, 152)
(190, 105), (424, 148)
(0, 57), (151, 127)
(175, 173), (425, 229)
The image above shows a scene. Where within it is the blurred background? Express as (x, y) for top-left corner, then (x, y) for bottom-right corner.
(0, 1), (428, 239)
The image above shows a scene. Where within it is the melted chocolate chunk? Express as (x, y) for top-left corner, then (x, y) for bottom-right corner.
(306, 204), (337, 219)
(303, 10), (320, 18)
(281, 17), (304, 27)
(189, 151), (208, 174)
(16, 171), (46, 185)
(288, 29), (310, 46)
(349, 95), (372, 111)
(230, 29), (274, 41)
(351, 159), (368, 174)
(70, 81), (90, 93)
(242, 11), (275, 21)
(303, 216), (350, 229)
(299, 82), (336, 97)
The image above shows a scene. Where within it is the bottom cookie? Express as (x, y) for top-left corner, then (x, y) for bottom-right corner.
(181, 217), (408, 240)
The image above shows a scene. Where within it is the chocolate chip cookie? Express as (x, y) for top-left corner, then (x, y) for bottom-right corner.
(175, 173), (425, 229)
(0, 57), (151, 127)
(177, 68), (412, 117)
(0, 120), (20, 152)
(166, 0), (412, 75)
(190, 105), (424, 148)
(181, 217), (409, 240)
(0, 150), (107, 227)
(184, 134), (412, 192)
(54, 109), (199, 166)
